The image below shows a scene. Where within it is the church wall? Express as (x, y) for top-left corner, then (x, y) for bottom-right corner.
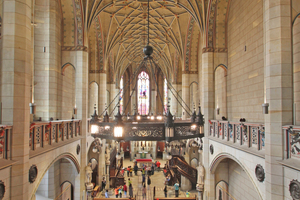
(227, 0), (264, 122)
(0, 167), (11, 200)
(293, 17), (300, 125)
(228, 159), (260, 200)
(283, 165), (300, 199)
(62, 66), (76, 119)
(209, 140), (264, 199)
(215, 67), (227, 120)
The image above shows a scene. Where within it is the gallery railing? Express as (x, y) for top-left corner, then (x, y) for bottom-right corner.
(209, 120), (265, 150)
(0, 125), (12, 160)
(29, 119), (81, 150)
(283, 125), (300, 160)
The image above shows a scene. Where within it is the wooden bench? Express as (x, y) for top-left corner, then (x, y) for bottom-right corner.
(153, 197), (196, 200)
(94, 198), (135, 200)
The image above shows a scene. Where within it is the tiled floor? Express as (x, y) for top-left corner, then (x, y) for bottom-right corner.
(96, 158), (199, 199)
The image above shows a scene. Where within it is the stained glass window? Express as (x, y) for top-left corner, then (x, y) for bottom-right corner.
(138, 71), (150, 115)
(164, 78), (168, 113)
(120, 76), (124, 114)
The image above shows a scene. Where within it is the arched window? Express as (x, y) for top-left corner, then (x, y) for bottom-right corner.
(120, 76), (124, 114)
(164, 78), (168, 113)
(138, 71), (150, 115)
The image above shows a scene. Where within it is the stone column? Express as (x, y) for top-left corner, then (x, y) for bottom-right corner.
(71, 50), (89, 200)
(181, 175), (192, 191)
(98, 72), (107, 117)
(170, 84), (178, 117)
(1, 0), (31, 199)
(182, 73), (190, 119)
(151, 89), (157, 114)
(264, 0), (292, 199)
(34, 0), (61, 120)
(110, 83), (119, 116)
(201, 51), (215, 200)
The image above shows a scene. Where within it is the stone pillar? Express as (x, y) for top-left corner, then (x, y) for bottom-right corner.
(131, 88), (137, 114)
(151, 89), (157, 114)
(201, 51), (215, 200)
(110, 83), (119, 116)
(72, 50), (89, 200)
(181, 175), (192, 191)
(1, 0), (31, 199)
(264, 0), (292, 199)
(182, 73), (190, 119)
(98, 72), (107, 117)
(34, 0), (61, 120)
(170, 84), (178, 116)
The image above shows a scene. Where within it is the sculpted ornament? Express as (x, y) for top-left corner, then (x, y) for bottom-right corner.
(255, 164), (265, 182)
(196, 162), (205, 192)
(0, 180), (5, 200)
(29, 165), (38, 183)
(290, 179), (300, 200)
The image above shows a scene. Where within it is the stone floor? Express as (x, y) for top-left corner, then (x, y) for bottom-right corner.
(96, 158), (199, 199)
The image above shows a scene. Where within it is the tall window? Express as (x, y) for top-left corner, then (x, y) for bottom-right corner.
(164, 78), (168, 113)
(120, 76), (124, 114)
(138, 71), (150, 115)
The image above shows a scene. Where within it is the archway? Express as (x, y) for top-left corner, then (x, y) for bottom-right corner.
(211, 154), (263, 200)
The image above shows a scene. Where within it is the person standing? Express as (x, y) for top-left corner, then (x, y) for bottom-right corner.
(134, 163), (138, 175)
(115, 186), (120, 198)
(142, 167), (145, 177)
(123, 183), (127, 197)
(142, 184), (146, 200)
(156, 160), (161, 170)
(142, 174), (146, 185)
(163, 185), (167, 197)
(174, 181), (179, 197)
(151, 164), (155, 175)
(101, 177), (106, 191)
(130, 166), (133, 177)
(147, 176), (151, 190)
(128, 178), (132, 186)
(119, 186), (123, 198)
(105, 189), (109, 198)
(129, 183), (133, 198)
(127, 166), (130, 177)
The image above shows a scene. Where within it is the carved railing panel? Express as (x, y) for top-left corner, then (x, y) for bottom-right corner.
(29, 120), (81, 151)
(283, 126), (300, 160)
(0, 125), (12, 160)
(210, 120), (264, 151)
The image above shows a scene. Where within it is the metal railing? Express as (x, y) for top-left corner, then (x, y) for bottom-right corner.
(0, 125), (12, 160)
(209, 120), (265, 150)
(29, 119), (81, 150)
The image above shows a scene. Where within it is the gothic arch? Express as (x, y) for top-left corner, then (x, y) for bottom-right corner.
(210, 152), (263, 200)
(61, 62), (76, 75)
(30, 153), (80, 200)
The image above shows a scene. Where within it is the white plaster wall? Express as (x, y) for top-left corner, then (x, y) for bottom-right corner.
(62, 66), (76, 119)
(283, 165), (300, 200)
(208, 139), (265, 199)
(227, 0), (264, 122)
(215, 67), (227, 120)
(293, 17), (300, 125)
(0, 167), (11, 200)
(28, 140), (81, 200)
(228, 159), (260, 200)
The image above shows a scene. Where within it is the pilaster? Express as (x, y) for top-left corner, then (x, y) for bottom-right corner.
(98, 72), (107, 116)
(1, 0), (31, 199)
(182, 73), (190, 119)
(201, 51), (215, 200)
(264, 0), (293, 199)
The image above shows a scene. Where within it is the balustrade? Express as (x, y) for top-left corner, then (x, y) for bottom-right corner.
(209, 120), (265, 151)
(283, 125), (300, 160)
(29, 119), (81, 150)
(0, 125), (12, 160)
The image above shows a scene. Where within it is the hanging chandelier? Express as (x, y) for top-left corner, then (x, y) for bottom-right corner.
(90, 0), (204, 142)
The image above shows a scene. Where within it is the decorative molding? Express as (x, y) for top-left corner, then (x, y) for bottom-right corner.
(74, 0), (84, 46)
(202, 47), (227, 53)
(255, 164), (265, 182)
(95, 17), (104, 71)
(29, 165), (38, 183)
(210, 144), (214, 155)
(184, 17), (195, 71)
(62, 46), (88, 52)
(77, 144), (81, 155)
(89, 70), (106, 73)
(182, 71), (198, 74)
(289, 179), (300, 200)
(207, 0), (217, 47)
(0, 180), (5, 200)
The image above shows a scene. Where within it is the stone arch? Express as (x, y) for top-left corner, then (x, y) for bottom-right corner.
(30, 153), (80, 200)
(62, 62), (76, 75)
(60, 181), (74, 200)
(214, 64), (227, 119)
(210, 153), (263, 200)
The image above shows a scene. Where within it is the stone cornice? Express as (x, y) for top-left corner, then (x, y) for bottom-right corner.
(202, 47), (227, 53)
(182, 71), (198, 74)
(89, 70), (106, 73)
(62, 46), (88, 52)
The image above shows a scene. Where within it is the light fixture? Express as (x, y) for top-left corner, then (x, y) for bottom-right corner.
(113, 105), (124, 140)
(262, 103), (269, 114)
(165, 105), (174, 142)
